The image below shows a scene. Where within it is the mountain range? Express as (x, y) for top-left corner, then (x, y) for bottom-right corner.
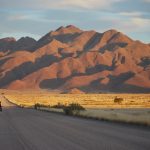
(0, 25), (150, 93)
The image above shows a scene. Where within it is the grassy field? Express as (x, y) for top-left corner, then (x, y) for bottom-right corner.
(1, 90), (150, 126)
(2, 90), (150, 108)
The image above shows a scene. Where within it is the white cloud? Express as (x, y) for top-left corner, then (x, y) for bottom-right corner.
(143, 0), (150, 3)
(119, 12), (143, 17)
(130, 17), (150, 28)
(8, 14), (29, 21)
(0, 0), (125, 10)
(96, 14), (150, 33)
(51, 0), (125, 9)
(115, 17), (150, 32)
(0, 0), (149, 43)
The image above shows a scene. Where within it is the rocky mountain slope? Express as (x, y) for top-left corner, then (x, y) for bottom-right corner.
(0, 25), (150, 93)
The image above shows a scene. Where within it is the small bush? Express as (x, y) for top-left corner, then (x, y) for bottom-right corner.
(52, 102), (66, 109)
(34, 103), (41, 109)
(20, 104), (25, 108)
(34, 103), (50, 109)
(114, 97), (124, 104)
(63, 103), (85, 115)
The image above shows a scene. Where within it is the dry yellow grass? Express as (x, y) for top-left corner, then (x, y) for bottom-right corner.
(1, 90), (150, 108)
(79, 108), (150, 126)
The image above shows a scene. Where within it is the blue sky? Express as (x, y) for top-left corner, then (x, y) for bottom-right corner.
(0, 0), (150, 43)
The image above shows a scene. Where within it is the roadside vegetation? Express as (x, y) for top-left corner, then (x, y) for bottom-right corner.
(34, 102), (85, 115)
(34, 103), (150, 126)
(63, 103), (85, 115)
(2, 90), (150, 126)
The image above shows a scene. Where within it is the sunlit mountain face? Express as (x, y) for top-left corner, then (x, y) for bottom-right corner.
(0, 25), (150, 93)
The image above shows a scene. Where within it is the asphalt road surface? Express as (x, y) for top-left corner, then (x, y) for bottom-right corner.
(0, 95), (150, 150)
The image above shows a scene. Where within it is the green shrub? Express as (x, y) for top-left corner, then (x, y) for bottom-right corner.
(63, 103), (85, 115)
(34, 103), (40, 109)
(52, 102), (66, 109)
(34, 103), (50, 109)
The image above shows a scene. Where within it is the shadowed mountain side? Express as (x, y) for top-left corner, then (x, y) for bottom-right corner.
(60, 72), (135, 91)
(0, 37), (36, 52)
(139, 57), (150, 69)
(33, 25), (82, 50)
(99, 42), (128, 53)
(79, 83), (150, 93)
(78, 73), (150, 93)
(33, 33), (80, 50)
(107, 31), (133, 44)
(0, 37), (16, 52)
(107, 72), (135, 88)
(39, 64), (113, 89)
(0, 55), (60, 87)
(83, 32), (103, 50)
(110, 84), (150, 93)
(86, 64), (115, 74)
(0, 57), (13, 66)
(40, 78), (67, 89)
(12, 37), (36, 51)
(40, 71), (146, 93)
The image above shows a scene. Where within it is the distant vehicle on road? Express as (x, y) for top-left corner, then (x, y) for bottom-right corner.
(0, 101), (2, 111)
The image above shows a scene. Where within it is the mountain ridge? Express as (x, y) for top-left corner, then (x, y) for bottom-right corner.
(0, 25), (150, 93)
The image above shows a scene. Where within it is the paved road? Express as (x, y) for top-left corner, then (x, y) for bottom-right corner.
(0, 96), (150, 150)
